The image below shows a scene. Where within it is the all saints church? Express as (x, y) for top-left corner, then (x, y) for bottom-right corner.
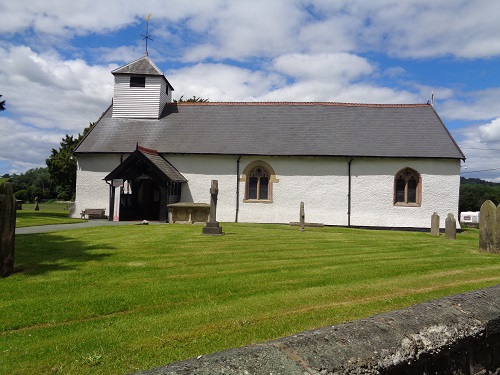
(72, 54), (465, 229)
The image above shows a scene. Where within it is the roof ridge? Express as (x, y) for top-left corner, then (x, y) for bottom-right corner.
(137, 145), (159, 155)
(112, 55), (164, 76)
(169, 102), (430, 108)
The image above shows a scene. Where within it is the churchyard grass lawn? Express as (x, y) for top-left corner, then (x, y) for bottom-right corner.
(16, 202), (86, 227)
(2, 224), (500, 374)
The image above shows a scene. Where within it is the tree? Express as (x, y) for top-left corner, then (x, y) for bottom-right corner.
(459, 177), (500, 212)
(0, 95), (5, 111)
(46, 123), (94, 201)
(173, 95), (209, 103)
(10, 168), (53, 202)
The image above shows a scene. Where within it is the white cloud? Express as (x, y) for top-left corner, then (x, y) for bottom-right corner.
(479, 118), (500, 142)
(2, 0), (500, 61)
(170, 54), (421, 104)
(96, 46), (145, 65)
(453, 118), (500, 181)
(0, 45), (117, 173)
(181, 0), (304, 61)
(350, 0), (500, 59)
(0, 45), (115, 133)
(272, 53), (373, 83)
(0, 1), (141, 35)
(170, 63), (284, 101)
(439, 88), (500, 121)
(0, 117), (64, 174)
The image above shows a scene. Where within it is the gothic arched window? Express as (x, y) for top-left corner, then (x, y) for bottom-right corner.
(241, 161), (279, 203)
(394, 168), (421, 206)
(248, 166), (270, 200)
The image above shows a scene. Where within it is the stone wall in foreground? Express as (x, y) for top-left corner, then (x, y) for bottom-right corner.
(137, 285), (500, 375)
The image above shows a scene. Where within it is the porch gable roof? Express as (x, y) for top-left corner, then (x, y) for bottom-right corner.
(104, 146), (186, 183)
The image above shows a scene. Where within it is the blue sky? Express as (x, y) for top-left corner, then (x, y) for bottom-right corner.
(1, 0), (500, 180)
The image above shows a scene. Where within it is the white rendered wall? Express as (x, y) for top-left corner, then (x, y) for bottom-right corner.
(166, 155), (238, 222)
(349, 158), (461, 229)
(170, 155), (460, 228)
(236, 156), (349, 225)
(167, 155), (350, 225)
(72, 154), (123, 218)
(74, 153), (461, 228)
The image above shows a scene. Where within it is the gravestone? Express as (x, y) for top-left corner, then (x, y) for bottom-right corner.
(496, 204), (500, 252)
(202, 180), (223, 235)
(445, 213), (456, 240)
(0, 182), (16, 277)
(430, 212), (440, 236)
(299, 201), (305, 232)
(479, 200), (498, 253)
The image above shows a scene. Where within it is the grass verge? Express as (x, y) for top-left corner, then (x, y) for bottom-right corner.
(16, 202), (86, 227)
(1, 224), (499, 374)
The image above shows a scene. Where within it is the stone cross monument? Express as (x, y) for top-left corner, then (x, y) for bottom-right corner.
(202, 180), (223, 235)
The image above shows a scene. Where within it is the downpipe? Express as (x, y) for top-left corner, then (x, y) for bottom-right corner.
(235, 156), (241, 222)
(348, 157), (353, 227)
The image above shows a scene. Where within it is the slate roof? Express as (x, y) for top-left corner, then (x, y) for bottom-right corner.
(112, 55), (164, 76)
(75, 102), (465, 160)
(111, 55), (174, 90)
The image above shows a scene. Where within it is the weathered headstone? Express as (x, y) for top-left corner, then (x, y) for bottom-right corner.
(202, 180), (223, 235)
(0, 182), (16, 277)
(430, 212), (440, 236)
(496, 204), (500, 253)
(299, 201), (305, 232)
(479, 200), (497, 253)
(34, 196), (39, 211)
(445, 213), (456, 240)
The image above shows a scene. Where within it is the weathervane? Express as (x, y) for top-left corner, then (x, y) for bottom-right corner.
(142, 13), (153, 55)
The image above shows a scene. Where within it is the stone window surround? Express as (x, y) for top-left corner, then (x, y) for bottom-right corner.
(240, 160), (279, 203)
(394, 167), (422, 207)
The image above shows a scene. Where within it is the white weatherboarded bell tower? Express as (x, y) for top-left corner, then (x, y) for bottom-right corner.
(111, 55), (174, 119)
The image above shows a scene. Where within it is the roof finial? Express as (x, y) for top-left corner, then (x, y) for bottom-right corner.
(142, 14), (153, 56)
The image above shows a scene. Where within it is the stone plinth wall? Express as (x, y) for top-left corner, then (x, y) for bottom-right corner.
(137, 285), (500, 375)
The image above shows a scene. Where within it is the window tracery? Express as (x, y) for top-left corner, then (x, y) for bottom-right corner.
(394, 168), (421, 206)
(241, 161), (278, 203)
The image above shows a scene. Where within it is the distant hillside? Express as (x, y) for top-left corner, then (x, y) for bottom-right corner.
(460, 177), (500, 212)
(460, 177), (500, 186)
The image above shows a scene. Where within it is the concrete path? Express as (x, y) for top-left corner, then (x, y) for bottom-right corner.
(15, 220), (164, 234)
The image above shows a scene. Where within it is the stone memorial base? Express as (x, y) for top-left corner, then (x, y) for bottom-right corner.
(202, 221), (223, 235)
(168, 203), (210, 224)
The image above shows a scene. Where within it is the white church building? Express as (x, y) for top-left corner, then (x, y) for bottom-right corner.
(73, 55), (465, 229)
